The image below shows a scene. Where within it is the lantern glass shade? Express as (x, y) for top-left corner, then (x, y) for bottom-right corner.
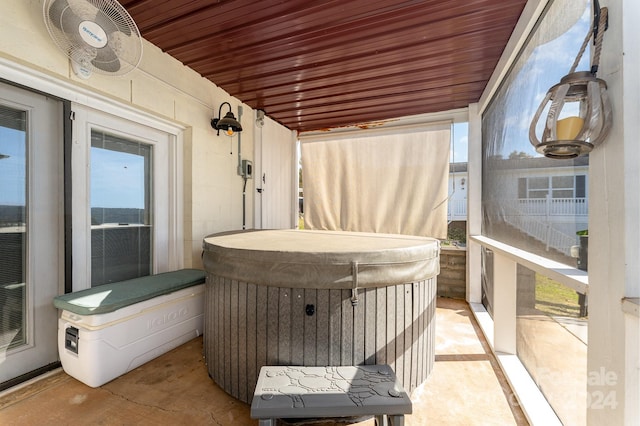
(216, 111), (243, 136)
(211, 102), (243, 137)
(529, 71), (612, 159)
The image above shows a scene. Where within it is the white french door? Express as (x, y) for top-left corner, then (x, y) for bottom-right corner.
(0, 82), (63, 384)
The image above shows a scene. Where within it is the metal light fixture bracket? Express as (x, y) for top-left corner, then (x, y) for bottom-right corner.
(211, 102), (243, 137)
(256, 109), (266, 128)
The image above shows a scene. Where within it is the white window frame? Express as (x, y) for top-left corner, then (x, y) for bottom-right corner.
(71, 105), (182, 291)
(520, 175), (583, 199)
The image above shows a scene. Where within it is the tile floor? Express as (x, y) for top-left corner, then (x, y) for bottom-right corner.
(0, 298), (528, 425)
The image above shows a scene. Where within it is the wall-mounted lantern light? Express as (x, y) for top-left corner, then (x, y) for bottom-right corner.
(211, 102), (243, 137)
(529, 4), (611, 159)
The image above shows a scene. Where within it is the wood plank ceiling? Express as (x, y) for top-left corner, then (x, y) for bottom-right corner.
(119, 0), (527, 133)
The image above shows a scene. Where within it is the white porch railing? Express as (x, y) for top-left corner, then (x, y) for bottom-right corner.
(447, 197), (585, 256)
(502, 197), (585, 256)
(514, 197), (588, 216)
(502, 213), (578, 256)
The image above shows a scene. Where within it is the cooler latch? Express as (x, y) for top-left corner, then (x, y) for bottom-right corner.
(65, 326), (79, 354)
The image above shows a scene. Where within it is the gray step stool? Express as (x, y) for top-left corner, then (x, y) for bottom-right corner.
(251, 365), (412, 426)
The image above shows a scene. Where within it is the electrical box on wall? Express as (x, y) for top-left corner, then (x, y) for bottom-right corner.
(242, 159), (253, 179)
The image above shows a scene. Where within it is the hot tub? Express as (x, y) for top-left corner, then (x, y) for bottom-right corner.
(202, 229), (439, 403)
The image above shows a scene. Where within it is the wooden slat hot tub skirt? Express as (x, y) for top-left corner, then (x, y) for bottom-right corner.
(204, 275), (436, 404)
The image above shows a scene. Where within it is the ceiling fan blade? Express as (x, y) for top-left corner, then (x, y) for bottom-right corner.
(91, 46), (121, 73)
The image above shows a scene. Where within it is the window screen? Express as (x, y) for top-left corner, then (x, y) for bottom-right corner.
(481, 0), (591, 264)
(480, 1), (591, 423)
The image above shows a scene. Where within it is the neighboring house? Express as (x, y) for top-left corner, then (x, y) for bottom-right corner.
(494, 156), (588, 256)
(447, 162), (468, 222)
(449, 157), (588, 256)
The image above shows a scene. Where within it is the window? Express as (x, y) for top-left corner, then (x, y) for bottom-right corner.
(0, 105), (26, 350)
(518, 175), (587, 199)
(90, 131), (153, 286)
(71, 106), (182, 291)
(527, 176), (550, 198)
(554, 175), (577, 199)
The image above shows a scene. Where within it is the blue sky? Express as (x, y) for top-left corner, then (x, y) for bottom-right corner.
(91, 147), (146, 209)
(496, 4), (591, 157)
(451, 122), (468, 163)
(0, 126), (146, 209)
(0, 127), (26, 206)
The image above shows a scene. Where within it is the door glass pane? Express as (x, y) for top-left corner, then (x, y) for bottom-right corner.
(0, 105), (27, 350)
(91, 130), (152, 286)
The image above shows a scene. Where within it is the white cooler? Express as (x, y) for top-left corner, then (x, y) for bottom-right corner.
(54, 269), (206, 387)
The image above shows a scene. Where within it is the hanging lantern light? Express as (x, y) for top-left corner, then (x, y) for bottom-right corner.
(529, 4), (612, 159)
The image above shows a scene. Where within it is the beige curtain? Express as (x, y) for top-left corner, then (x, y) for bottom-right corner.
(301, 123), (450, 238)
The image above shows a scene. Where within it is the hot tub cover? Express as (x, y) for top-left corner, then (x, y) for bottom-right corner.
(202, 229), (439, 289)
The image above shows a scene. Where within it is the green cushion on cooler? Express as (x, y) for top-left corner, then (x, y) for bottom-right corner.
(53, 269), (206, 315)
